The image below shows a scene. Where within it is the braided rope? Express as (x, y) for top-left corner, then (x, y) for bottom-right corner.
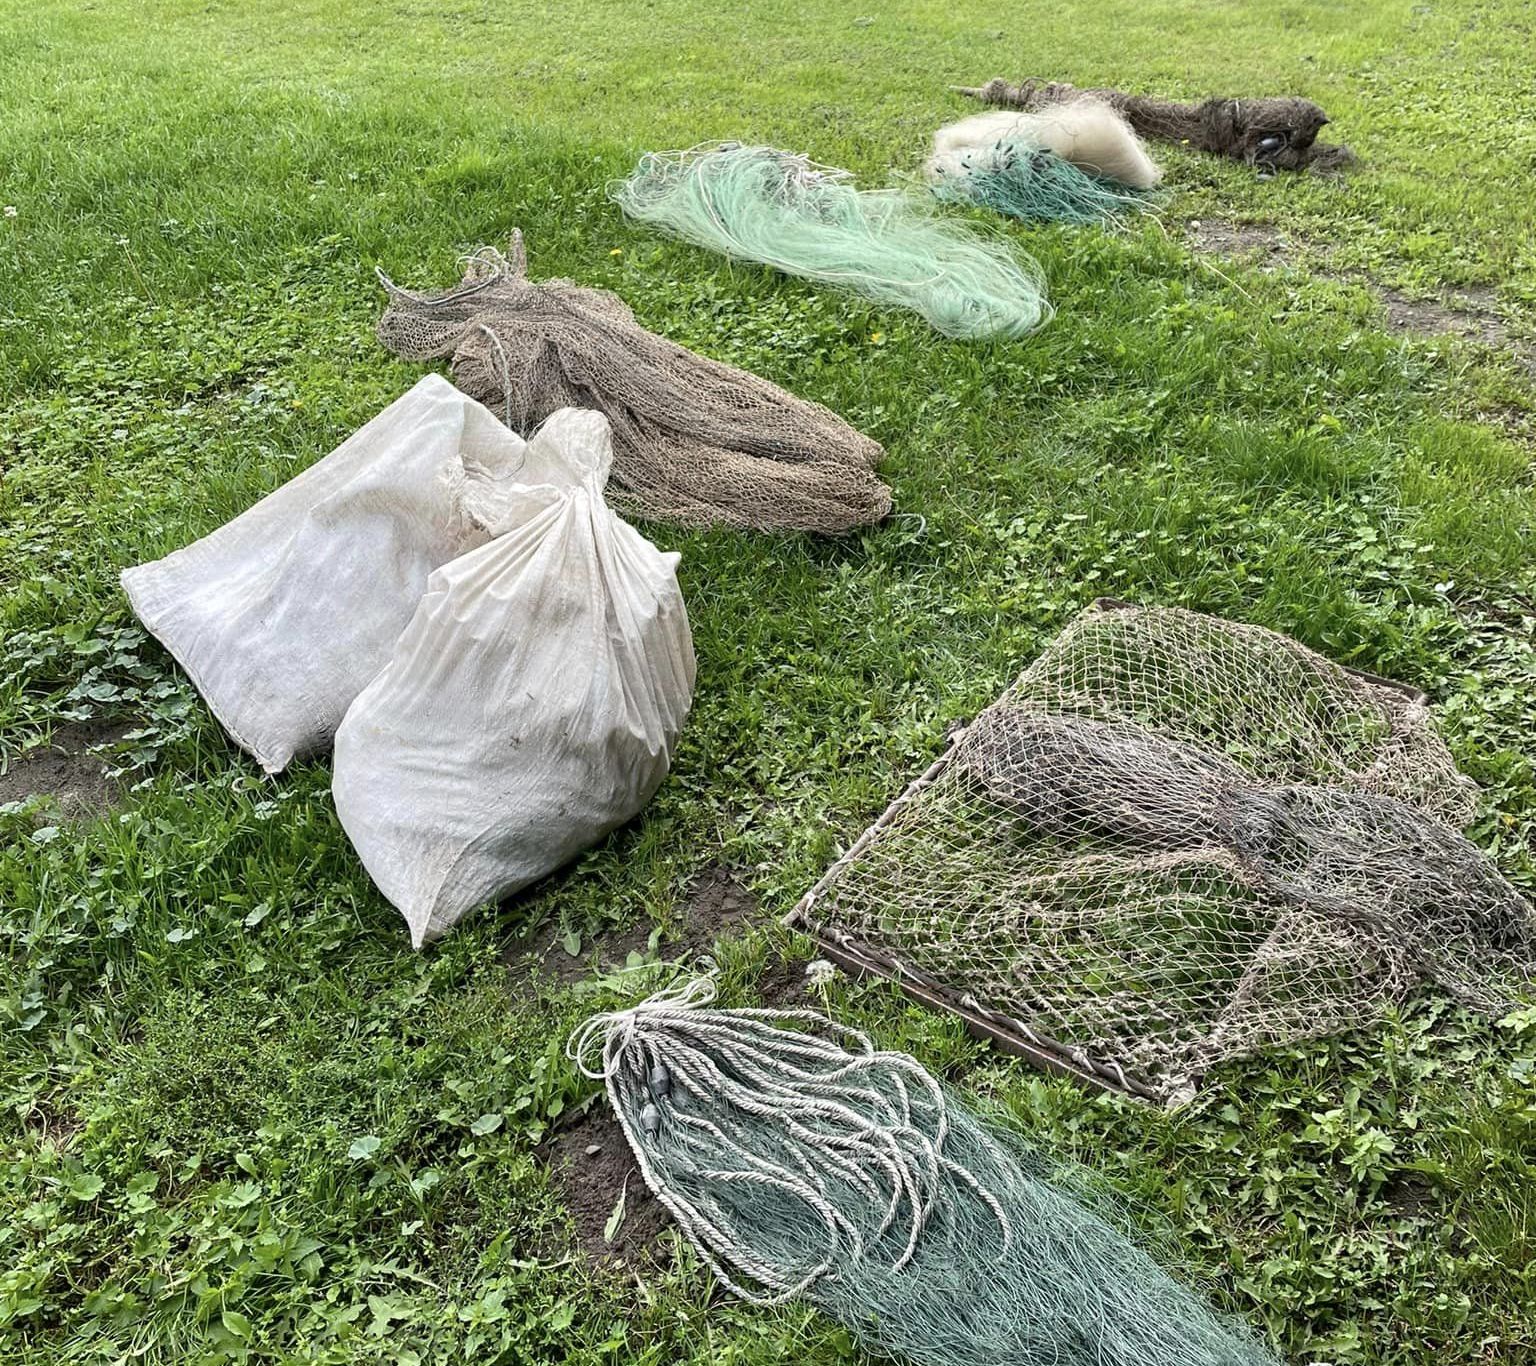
(568, 975), (1010, 1304)
(569, 976), (1282, 1366)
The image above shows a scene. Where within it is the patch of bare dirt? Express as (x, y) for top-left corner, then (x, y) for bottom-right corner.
(1382, 1170), (1443, 1220)
(1379, 285), (1511, 345)
(21, 1098), (84, 1149)
(505, 864), (761, 991)
(754, 955), (811, 1010)
(549, 1103), (672, 1267)
(547, 956), (810, 1266)
(0, 720), (131, 817)
(1183, 220), (1534, 380)
(1375, 287), (1533, 378)
(1183, 218), (1290, 261)
(1475, 403), (1536, 448)
(686, 863), (756, 935)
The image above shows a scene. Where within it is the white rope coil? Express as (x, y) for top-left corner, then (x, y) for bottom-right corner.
(568, 974), (1013, 1305)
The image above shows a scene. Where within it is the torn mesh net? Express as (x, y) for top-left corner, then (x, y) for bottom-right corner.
(795, 603), (1534, 1103)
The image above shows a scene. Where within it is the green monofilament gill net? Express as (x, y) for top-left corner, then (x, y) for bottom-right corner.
(611, 143), (1051, 340)
(929, 143), (1157, 225)
(794, 603), (1536, 1103)
(571, 977), (1276, 1366)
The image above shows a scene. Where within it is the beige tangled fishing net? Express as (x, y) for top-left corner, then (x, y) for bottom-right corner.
(790, 602), (1535, 1104)
(376, 232), (891, 533)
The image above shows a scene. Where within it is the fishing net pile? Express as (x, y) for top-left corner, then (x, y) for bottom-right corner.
(610, 143), (1050, 340)
(926, 103), (1162, 225)
(376, 233), (891, 533)
(959, 78), (1354, 172)
(572, 976), (1276, 1366)
(792, 603), (1535, 1104)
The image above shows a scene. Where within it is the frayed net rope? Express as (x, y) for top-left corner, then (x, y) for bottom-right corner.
(569, 975), (1279, 1366)
(569, 975), (1009, 1305)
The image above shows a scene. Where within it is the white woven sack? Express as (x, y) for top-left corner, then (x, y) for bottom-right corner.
(332, 407), (696, 948)
(121, 375), (524, 773)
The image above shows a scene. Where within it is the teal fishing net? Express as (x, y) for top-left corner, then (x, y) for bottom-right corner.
(611, 143), (1051, 340)
(929, 144), (1157, 225)
(571, 977), (1276, 1366)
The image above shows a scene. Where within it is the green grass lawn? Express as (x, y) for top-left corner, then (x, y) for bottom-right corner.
(3, 0), (1535, 1361)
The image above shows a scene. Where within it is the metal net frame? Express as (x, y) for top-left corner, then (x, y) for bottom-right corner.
(788, 601), (1535, 1104)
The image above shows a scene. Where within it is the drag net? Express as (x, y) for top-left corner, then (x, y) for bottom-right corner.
(572, 976), (1277, 1366)
(958, 79), (1354, 172)
(928, 143), (1157, 226)
(376, 233), (891, 534)
(611, 143), (1050, 340)
(796, 604), (1535, 1103)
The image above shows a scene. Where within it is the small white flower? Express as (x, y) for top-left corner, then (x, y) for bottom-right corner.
(3, 206), (16, 218)
(804, 959), (837, 988)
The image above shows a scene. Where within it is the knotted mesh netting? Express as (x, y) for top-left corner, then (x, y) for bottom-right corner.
(957, 79), (1354, 172)
(611, 143), (1051, 340)
(376, 233), (891, 533)
(571, 976), (1278, 1366)
(793, 602), (1536, 1103)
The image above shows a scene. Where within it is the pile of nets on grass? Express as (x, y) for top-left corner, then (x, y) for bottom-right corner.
(957, 78), (1354, 172)
(610, 143), (1050, 340)
(376, 232), (891, 534)
(792, 602), (1535, 1103)
(572, 975), (1278, 1366)
(926, 102), (1163, 225)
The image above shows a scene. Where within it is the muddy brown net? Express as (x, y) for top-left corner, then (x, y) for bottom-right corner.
(376, 232), (891, 533)
(958, 79), (1354, 172)
(792, 603), (1534, 1104)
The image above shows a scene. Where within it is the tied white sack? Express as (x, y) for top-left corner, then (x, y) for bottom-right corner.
(121, 375), (523, 773)
(332, 407), (696, 948)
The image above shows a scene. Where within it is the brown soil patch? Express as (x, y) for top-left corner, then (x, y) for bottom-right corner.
(686, 863), (757, 934)
(549, 1102), (672, 1267)
(753, 954), (812, 1010)
(1379, 285), (1512, 346)
(1476, 404), (1536, 446)
(1183, 220), (1534, 380)
(506, 863), (760, 991)
(1382, 1170), (1442, 1220)
(22, 1097), (84, 1150)
(0, 720), (131, 817)
(1183, 218), (1289, 261)
(1374, 285), (1536, 381)
(1376, 287), (1532, 378)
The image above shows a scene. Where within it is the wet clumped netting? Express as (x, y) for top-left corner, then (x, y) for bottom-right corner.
(791, 602), (1536, 1103)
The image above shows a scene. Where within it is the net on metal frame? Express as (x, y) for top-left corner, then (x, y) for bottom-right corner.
(794, 603), (1535, 1103)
